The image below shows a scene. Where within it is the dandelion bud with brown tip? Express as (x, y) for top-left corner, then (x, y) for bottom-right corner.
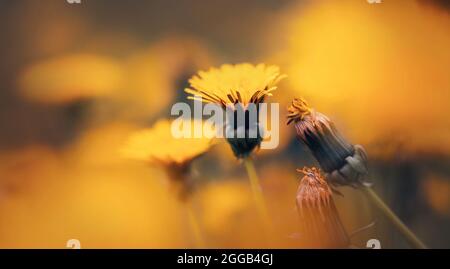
(296, 167), (350, 248)
(287, 98), (369, 187)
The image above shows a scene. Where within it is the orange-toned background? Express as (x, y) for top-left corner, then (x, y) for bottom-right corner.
(0, 0), (449, 248)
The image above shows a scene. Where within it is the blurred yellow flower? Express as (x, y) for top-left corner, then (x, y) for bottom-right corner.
(0, 143), (187, 248)
(0, 159), (186, 248)
(121, 119), (215, 166)
(18, 37), (216, 124)
(110, 37), (216, 121)
(185, 63), (286, 107)
(64, 122), (140, 167)
(18, 54), (124, 104)
(277, 0), (450, 157)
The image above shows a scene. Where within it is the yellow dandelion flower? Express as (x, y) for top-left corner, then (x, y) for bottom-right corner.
(185, 63), (283, 231)
(121, 119), (214, 245)
(121, 119), (215, 166)
(185, 63), (285, 158)
(185, 63), (286, 108)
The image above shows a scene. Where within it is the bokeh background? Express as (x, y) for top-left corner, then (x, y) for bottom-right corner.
(0, 0), (449, 248)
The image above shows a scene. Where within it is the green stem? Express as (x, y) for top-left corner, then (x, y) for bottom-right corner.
(243, 157), (271, 229)
(168, 168), (206, 248)
(185, 200), (206, 248)
(362, 186), (427, 249)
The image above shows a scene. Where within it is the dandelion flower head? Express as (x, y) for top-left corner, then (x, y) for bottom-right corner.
(185, 63), (286, 108)
(121, 119), (215, 166)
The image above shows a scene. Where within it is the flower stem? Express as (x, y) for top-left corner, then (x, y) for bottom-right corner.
(243, 157), (271, 230)
(185, 200), (206, 248)
(164, 166), (206, 248)
(362, 186), (427, 249)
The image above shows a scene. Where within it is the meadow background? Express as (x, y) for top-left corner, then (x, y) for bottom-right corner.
(0, 0), (449, 248)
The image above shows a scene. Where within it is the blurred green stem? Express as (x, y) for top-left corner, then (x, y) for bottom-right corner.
(243, 157), (271, 229)
(185, 200), (205, 248)
(362, 186), (427, 249)
(169, 169), (206, 248)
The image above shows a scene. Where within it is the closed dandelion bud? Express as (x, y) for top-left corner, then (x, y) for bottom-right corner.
(287, 98), (369, 187)
(296, 167), (350, 248)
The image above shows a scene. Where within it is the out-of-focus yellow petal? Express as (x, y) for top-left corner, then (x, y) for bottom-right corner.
(121, 119), (215, 166)
(64, 122), (140, 167)
(18, 54), (124, 104)
(111, 37), (216, 120)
